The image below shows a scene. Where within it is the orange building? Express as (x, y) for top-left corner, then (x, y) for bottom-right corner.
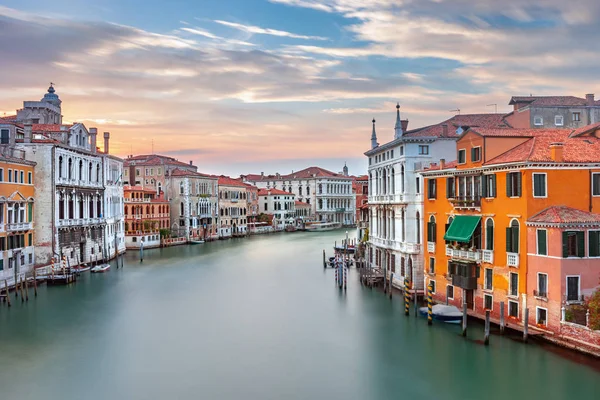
(421, 123), (600, 337)
(124, 185), (170, 249)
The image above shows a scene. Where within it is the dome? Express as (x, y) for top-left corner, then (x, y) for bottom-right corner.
(42, 83), (61, 106)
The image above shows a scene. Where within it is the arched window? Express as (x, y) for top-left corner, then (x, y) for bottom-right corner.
(400, 257), (405, 277)
(318, 184), (322, 194)
(427, 215), (436, 243)
(485, 218), (494, 250)
(68, 158), (72, 180)
(79, 160), (83, 180)
(508, 219), (519, 253)
(58, 156), (64, 178)
(146, 205), (150, 215)
(180, 202), (184, 216)
(96, 164), (101, 183)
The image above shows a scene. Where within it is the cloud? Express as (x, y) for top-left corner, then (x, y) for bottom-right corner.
(214, 20), (328, 40)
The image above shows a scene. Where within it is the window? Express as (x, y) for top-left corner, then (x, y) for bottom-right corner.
(509, 272), (519, 297)
(427, 216), (436, 243)
(573, 112), (581, 122)
(563, 231), (584, 257)
(27, 172), (32, 184)
(484, 294), (493, 310)
(445, 177), (455, 199)
(471, 147), (481, 162)
(415, 177), (420, 194)
(458, 149), (466, 164)
(537, 229), (547, 255)
(0, 168), (3, 182)
(509, 301), (519, 318)
(0, 129), (9, 144)
(446, 285), (454, 300)
(532, 173), (547, 197)
(566, 276), (580, 302)
(429, 280), (436, 293)
(593, 173), (600, 196)
(485, 219), (494, 250)
(8, 169), (12, 183)
(506, 172), (521, 197)
(536, 307), (547, 326)
(555, 115), (564, 126)
(506, 220), (519, 253)
(20, 171), (24, 183)
(537, 273), (548, 298)
(418, 145), (429, 155)
(589, 231), (600, 257)
(534, 116), (543, 126)
(484, 268), (493, 290)
(429, 257), (435, 274)
(427, 179), (437, 199)
(482, 174), (496, 198)
(391, 150), (394, 158)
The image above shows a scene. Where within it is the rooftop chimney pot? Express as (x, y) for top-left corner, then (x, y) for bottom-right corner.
(586, 94), (595, 106)
(441, 124), (448, 137)
(550, 142), (564, 163)
(103, 132), (110, 154)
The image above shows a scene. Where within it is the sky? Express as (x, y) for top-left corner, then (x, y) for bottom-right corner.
(1, 0), (599, 177)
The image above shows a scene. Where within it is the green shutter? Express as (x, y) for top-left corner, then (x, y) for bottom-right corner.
(491, 174), (497, 198)
(512, 227), (519, 253)
(28, 203), (32, 222)
(432, 222), (437, 243)
(562, 231), (569, 258)
(588, 231), (600, 257)
(427, 222), (432, 241)
(537, 230), (547, 255)
(506, 173), (512, 197)
(506, 227), (513, 252)
(446, 178), (452, 198)
(577, 231), (585, 257)
(486, 224), (494, 250)
(516, 172), (522, 197)
(481, 176), (488, 198)
(444, 224), (450, 244)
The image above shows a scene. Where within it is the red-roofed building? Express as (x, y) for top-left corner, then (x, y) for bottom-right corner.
(353, 175), (369, 240)
(218, 176), (248, 238)
(258, 188), (296, 230)
(421, 122), (600, 341)
(124, 186), (170, 249)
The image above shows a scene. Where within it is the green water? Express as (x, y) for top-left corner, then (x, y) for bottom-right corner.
(0, 231), (598, 400)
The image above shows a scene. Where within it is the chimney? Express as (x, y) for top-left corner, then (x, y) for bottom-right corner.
(550, 142), (564, 162)
(401, 119), (409, 132)
(440, 158), (446, 170)
(586, 94), (595, 106)
(261, 172), (264, 178)
(103, 131), (110, 154)
(189, 160), (193, 166)
(24, 119), (32, 143)
(441, 124), (448, 137)
(89, 128), (97, 152)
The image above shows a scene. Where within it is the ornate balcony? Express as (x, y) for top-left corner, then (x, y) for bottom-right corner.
(446, 246), (481, 262)
(427, 241), (435, 254)
(507, 252), (519, 267)
(482, 250), (494, 264)
(6, 222), (32, 231)
(449, 196), (481, 210)
(367, 194), (405, 205)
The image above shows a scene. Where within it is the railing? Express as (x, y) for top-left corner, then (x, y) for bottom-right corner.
(482, 250), (494, 264)
(369, 237), (421, 254)
(125, 198), (152, 203)
(565, 294), (585, 303)
(6, 222), (32, 231)
(452, 275), (477, 290)
(446, 246), (481, 262)
(367, 194), (405, 204)
(449, 196), (481, 209)
(57, 218), (104, 227)
(534, 290), (548, 298)
(427, 241), (435, 254)
(507, 252), (519, 267)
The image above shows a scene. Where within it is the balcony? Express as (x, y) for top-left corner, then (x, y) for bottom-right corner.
(452, 275), (477, 290)
(369, 237), (421, 254)
(533, 290), (548, 299)
(446, 246), (481, 262)
(449, 196), (481, 210)
(482, 250), (494, 264)
(7, 222), (33, 231)
(507, 252), (519, 267)
(427, 241), (435, 254)
(367, 194), (405, 205)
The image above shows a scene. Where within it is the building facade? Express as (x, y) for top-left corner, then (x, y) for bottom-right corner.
(124, 186), (170, 249)
(103, 150), (126, 259)
(218, 176), (248, 238)
(421, 123), (600, 335)
(258, 188), (296, 230)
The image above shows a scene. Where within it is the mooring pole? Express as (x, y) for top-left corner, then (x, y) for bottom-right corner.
(523, 308), (529, 343)
(389, 273), (393, 300)
(33, 268), (37, 297)
(462, 292), (468, 337)
(4, 280), (10, 307)
(499, 301), (505, 335)
(484, 310), (490, 345)
(24, 276), (29, 302)
(427, 283), (433, 326)
(140, 243), (144, 263)
(404, 278), (410, 316)
(323, 249), (326, 268)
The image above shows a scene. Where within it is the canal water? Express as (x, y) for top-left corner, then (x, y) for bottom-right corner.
(0, 231), (598, 400)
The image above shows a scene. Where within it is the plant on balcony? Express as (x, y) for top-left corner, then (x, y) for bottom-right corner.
(159, 228), (171, 239)
(588, 289), (600, 330)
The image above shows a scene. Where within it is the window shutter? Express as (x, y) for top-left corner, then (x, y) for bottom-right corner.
(590, 231), (599, 257)
(444, 224), (450, 244)
(516, 172), (522, 197)
(506, 227), (513, 253)
(432, 222), (437, 243)
(506, 173), (512, 197)
(512, 227), (519, 253)
(471, 148), (475, 162)
(427, 222), (432, 241)
(577, 231), (585, 257)
(446, 178), (451, 198)
(562, 231), (568, 258)
(481, 177), (488, 198)
(432, 179), (437, 199)
(486, 224), (493, 250)
(538, 230), (547, 255)
(491, 174), (497, 197)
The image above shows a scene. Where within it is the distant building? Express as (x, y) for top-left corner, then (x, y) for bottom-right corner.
(353, 174), (368, 239)
(294, 201), (311, 220)
(258, 188), (296, 230)
(218, 176), (248, 238)
(124, 186), (170, 249)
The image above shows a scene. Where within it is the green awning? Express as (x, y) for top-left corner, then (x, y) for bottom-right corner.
(444, 215), (481, 243)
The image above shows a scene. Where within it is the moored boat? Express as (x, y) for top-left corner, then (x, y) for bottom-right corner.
(305, 222), (342, 232)
(91, 264), (110, 273)
(189, 240), (205, 244)
(418, 304), (463, 323)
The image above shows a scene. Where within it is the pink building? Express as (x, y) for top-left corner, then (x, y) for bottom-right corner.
(526, 206), (600, 348)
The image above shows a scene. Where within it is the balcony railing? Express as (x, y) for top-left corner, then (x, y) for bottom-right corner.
(507, 252), (519, 267)
(452, 275), (477, 290)
(6, 222), (32, 231)
(367, 194), (405, 204)
(370, 237), (421, 254)
(482, 250), (494, 264)
(427, 241), (435, 254)
(449, 196), (481, 209)
(565, 294), (585, 303)
(446, 246), (481, 262)
(533, 290), (548, 299)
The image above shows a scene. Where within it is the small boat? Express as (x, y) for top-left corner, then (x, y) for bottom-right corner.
(334, 245), (356, 253)
(306, 222), (342, 232)
(189, 240), (205, 244)
(285, 225), (297, 232)
(419, 304), (463, 323)
(91, 264), (110, 273)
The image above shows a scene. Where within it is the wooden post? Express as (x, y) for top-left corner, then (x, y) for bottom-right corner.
(414, 285), (418, 318)
(140, 244), (144, 263)
(323, 249), (326, 268)
(427, 283), (433, 326)
(24, 275), (29, 302)
(404, 278), (410, 316)
(20, 276), (24, 303)
(389, 273), (393, 299)
(4, 280), (10, 307)
(499, 301), (505, 335)
(523, 308), (529, 343)
(484, 310), (490, 345)
(462, 302), (468, 337)
(33, 268), (38, 297)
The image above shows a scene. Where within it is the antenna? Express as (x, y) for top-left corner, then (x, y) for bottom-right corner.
(450, 109), (461, 115)
(486, 103), (498, 113)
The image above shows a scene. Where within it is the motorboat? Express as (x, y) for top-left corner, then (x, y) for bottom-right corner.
(189, 240), (205, 244)
(418, 304), (463, 323)
(91, 264), (111, 273)
(305, 222), (342, 232)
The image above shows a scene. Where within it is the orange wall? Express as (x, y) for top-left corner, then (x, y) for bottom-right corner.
(504, 108), (531, 128)
(484, 137), (530, 162)
(0, 161), (35, 246)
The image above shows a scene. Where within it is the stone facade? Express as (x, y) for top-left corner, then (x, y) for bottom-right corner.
(218, 176), (248, 238)
(103, 152), (125, 258)
(258, 188), (296, 230)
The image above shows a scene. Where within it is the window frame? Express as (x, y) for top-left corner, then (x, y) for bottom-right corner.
(509, 272), (519, 297)
(484, 294), (493, 311)
(554, 115), (564, 126)
(484, 268), (493, 291)
(537, 272), (548, 298)
(418, 145), (429, 155)
(429, 280), (436, 294)
(429, 256), (435, 274)
(446, 285), (454, 300)
(588, 230), (600, 257)
(532, 173), (547, 198)
(536, 306), (548, 326)
(592, 173), (600, 197)
(457, 149), (466, 164)
(427, 179), (437, 200)
(536, 229), (548, 256)
(534, 116), (543, 126)
(573, 112), (581, 122)
(566, 275), (581, 302)
(471, 146), (482, 162)
(508, 300), (519, 318)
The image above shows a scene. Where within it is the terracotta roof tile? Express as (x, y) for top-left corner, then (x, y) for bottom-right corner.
(570, 122), (600, 137)
(404, 114), (508, 138)
(169, 168), (214, 178)
(295, 200), (310, 207)
(258, 188), (295, 196)
(509, 96), (593, 107)
(32, 124), (71, 132)
(528, 206), (600, 224)
(218, 175), (247, 188)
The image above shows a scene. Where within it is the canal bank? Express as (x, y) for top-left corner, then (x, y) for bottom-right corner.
(0, 231), (598, 400)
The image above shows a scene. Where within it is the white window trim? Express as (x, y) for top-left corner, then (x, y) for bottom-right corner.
(484, 294), (493, 311)
(446, 284), (454, 300)
(536, 228), (548, 256)
(592, 173), (600, 197)
(534, 116), (543, 126)
(429, 279), (436, 294)
(554, 115), (564, 126)
(508, 300), (520, 318)
(457, 149), (467, 165)
(532, 172), (547, 198)
(565, 275), (581, 303)
(471, 146), (482, 162)
(536, 306), (548, 326)
(484, 267), (493, 291)
(429, 256), (435, 274)
(536, 272), (548, 299)
(572, 112), (581, 122)
(485, 217), (494, 250)
(509, 272), (519, 297)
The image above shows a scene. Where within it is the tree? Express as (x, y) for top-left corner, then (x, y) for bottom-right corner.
(588, 288), (600, 330)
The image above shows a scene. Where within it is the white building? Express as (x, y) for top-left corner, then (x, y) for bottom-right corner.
(242, 165), (355, 225)
(258, 188), (296, 230)
(103, 147), (126, 259)
(365, 104), (507, 293)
